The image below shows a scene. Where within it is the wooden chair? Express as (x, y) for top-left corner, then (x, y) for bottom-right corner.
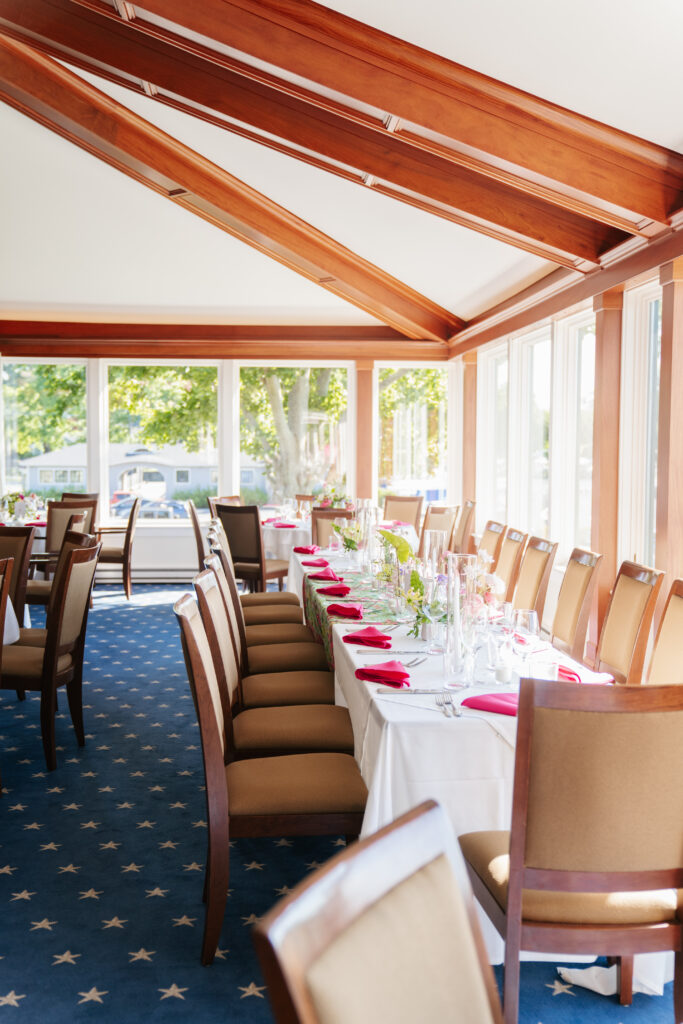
(459, 679), (683, 1023)
(174, 594), (367, 964)
(207, 495), (241, 517)
(417, 504), (459, 558)
(194, 567), (353, 757)
(512, 536), (558, 622)
(478, 520), (506, 570)
(0, 525), (35, 626)
(187, 498), (207, 573)
(646, 578), (683, 685)
(58, 494), (98, 534)
(310, 507), (354, 548)
(295, 493), (315, 515)
(494, 528), (528, 602)
(95, 497), (140, 599)
(254, 800), (504, 1024)
(382, 494), (424, 533)
(0, 558), (12, 798)
(550, 548), (602, 662)
(206, 527), (302, 625)
(215, 503), (288, 591)
(1, 538), (101, 770)
(26, 508), (87, 607)
(450, 499), (475, 554)
(594, 560), (664, 684)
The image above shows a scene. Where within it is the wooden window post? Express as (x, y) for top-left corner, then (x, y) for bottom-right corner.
(355, 360), (376, 501)
(462, 352), (477, 509)
(656, 259), (683, 588)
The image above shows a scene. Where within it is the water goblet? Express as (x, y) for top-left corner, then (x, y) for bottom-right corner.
(512, 609), (540, 673)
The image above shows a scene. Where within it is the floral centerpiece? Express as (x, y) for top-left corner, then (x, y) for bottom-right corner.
(2, 491), (45, 522)
(332, 519), (363, 552)
(316, 484), (355, 510)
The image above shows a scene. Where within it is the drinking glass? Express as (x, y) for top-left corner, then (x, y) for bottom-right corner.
(423, 576), (447, 654)
(423, 529), (447, 577)
(512, 609), (540, 672)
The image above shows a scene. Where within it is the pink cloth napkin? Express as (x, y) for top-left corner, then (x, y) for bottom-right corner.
(26, 520), (47, 527)
(302, 558), (329, 568)
(556, 664), (614, 685)
(317, 583), (351, 597)
(343, 626), (392, 649)
(262, 517), (278, 524)
(274, 522), (297, 528)
(307, 567), (343, 581)
(326, 602), (363, 619)
(294, 545), (320, 555)
(355, 660), (410, 687)
(557, 665), (582, 683)
(462, 692), (518, 716)
(391, 519), (410, 527)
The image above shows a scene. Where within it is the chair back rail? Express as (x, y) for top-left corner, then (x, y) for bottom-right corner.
(382, 494), (424, 533)
(595, 560), (664, 684)
(311, 507), (354, 548)
(417, 505), (459, 558)
(45, 500), (96, 551)
(0, 526), (35, 622)
(207, 495), (241, 517)
(194, 568), (241, 751)
(450, 499), (475, 554)
(478, 520), (506, 570)
(513, 536), (558, 621)
(550, 548), (602, 662)
(60, 492), (99, 533)
(215, 504), (268, 591)
(495, 528), (528, 602)
(647, 578), (683, 685)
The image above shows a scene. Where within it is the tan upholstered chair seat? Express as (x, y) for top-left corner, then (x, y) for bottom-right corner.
(240, 592), (300, 608)
(241, 670), (335, 708)
(99, 544), (125, 561)
(459, 831), (683, 926)
(265, 558), (289, 576)
(242, 604), (303, 626)
(245, 622), (313, 646)
(233, 705), (354, 755)
(234, 561), (261, 578)
(2, 645), (72, 677)
(17, 627), (48, 647)
(227, 752), (367, 817)
(247, 642), (328, 675)
(26, 580), (53, 600)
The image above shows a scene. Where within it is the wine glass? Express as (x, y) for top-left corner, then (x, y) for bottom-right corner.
(423, 576), (447, 654)
(512, 609), (540, 673)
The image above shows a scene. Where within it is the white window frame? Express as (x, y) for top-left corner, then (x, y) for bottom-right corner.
(476, 340), (509, 531)
(175, 468), (190, 485)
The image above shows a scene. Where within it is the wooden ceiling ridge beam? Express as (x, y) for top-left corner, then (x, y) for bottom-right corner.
(0, 32), (462, 342)
(121, 0), (683, 223)
(0, 0), (629, 266)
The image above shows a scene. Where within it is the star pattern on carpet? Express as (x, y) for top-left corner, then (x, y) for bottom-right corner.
(53, 950), (81, 965)
(78, 986), (107, 1004)
(239, 982), (266, 999)
(0, 991), (26, 1007)
(128, 948), (156, 962)
(159, 983), (187, 1000)
(546, 979), (577, 996)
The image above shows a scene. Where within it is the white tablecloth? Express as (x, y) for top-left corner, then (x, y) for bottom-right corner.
(4, 598), (19, 644)
(263, 522), (311, 562)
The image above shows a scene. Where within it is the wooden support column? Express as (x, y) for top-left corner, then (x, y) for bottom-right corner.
(655, 259), (683, 588)
(591, 288), (623, 643)
(462, 352), (477, 504)
(355, 360), (375, 501)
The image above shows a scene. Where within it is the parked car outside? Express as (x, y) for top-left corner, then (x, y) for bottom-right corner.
(110, 497), (189, 520)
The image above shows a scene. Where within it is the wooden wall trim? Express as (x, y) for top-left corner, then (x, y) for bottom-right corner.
(125, 0), (683, 222)
(355, 362), (375, 499)
(0, 32), (461, 342)
(655, 258), (683, 588)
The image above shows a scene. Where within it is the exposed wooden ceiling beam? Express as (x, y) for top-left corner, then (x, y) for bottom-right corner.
(111, 0), (683, 225)
(0, 33), (462, 342)
(0, 0), (631, 267)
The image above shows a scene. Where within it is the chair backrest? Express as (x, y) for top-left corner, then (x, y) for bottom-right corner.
(46, 500), (96, 550)
(207, 495), (241, 517)
(450, 499), (475, 553)
(311, 507), (354, 548)
(647, 578), (683, 685)
(44, 542), (100, 671)
(494, 528), (527, 601)
(512, 536), (558, 621)
(61, 492), (99, 532)
(215, 503), (265, 574)
(194, 569), (241, 749)
(186, 499), (207, 572)
(511, 679), (683, 886)
(205, 548), (248, 674)
(595, 561), (664, 684)
(0, 556), (13, 672)
(550, 548), (602, 661)
(477, 520), (506, 569)
(417, 505), (459, 558)
(121, 497), (141, 558)
(45, 531), (98, 617)
(382, 495), (424, 532)
(0, 526), (35, 622)
(253, 800), (504, 1024)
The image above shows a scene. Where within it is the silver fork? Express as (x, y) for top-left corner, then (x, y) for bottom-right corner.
(405, 656), (426, 668)
(435, 692), (451, 717)
(443, 692), (462, 717)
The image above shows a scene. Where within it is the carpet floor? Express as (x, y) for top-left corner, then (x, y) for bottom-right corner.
(0, 586), (674, 1022)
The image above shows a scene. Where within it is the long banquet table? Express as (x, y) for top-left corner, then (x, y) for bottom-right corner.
(287, 548), (674, 994)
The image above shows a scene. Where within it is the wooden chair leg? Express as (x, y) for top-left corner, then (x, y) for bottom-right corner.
(124, 562), (132, 600)
(673, 949), (682, 1024)
(503, 929), (521, 1024)
(16, 689), (25, 701)
(40, 687), (58, 771)
(201, 845), (229, 965)
(278, 577), (284, 591)
(617, 955), (634, 1006)
(66, 678), (85, 747)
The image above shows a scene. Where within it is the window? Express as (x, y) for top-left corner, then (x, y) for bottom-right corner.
(476, 344), (508, 524)
(175, 469), (190, 484)
(70, 469), (84, 484)
(508, 329), (551, 537)
(240, 469), (254, 485)
(39, 469), (54, 484)
(55, 469), (69, 483)
(378, 366), (448, 502)
(210, 469), (218, 485)
(239, 366), (348, 505)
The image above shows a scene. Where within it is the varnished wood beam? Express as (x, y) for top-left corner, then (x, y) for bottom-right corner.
(0, 33), (461, 342)
(120, 0), (683, 224)
(2, 0), (631, 266)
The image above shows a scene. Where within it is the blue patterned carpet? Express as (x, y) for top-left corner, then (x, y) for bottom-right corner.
(0, 587), (674, 1022)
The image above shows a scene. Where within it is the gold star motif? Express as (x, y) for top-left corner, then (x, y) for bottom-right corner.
(306, 861), (323, 870)
(241, 913), (261, 926)
(23, 822), (42, 830)
(192, 820), (207, 828)
(169, 802), (186, 809)
(148, 785), (164, 792)
(53, 950), (81, 965)
(159, 840), (179, 850)
(145, 887), (168, 898)
(46, 787), (64, 794)
(332, 838), (347, 847)
(274, 838), (292, 847)
(116, 802), (135, 810)
(0, 991), (25, 1007)
(98, 786), (114, 793)
(183, 863), (202, 872)
(78, 987), (107, 1004)
(214, 948), (229, 960)
(274, 886), (293, 896)
(239, 982), (266, 999)
(58, 864), (80, 874)
(136, 820), (155, 829)
(10, 890), (36, 901)
(129, 948), (156, 962)
(81, 771), (97, 778)
(62, 803), (81, 811)
(546, 980), (576, 996)
(244, 861), (264, 871)
(80, 821), (100, 830)
(159, 984), (188, 1000)
(9, 803), (26, 811)
(172, 916), (196, 927)
(99, 841), (120, 851)
(121, 862), (143, 873)
(30, 918), (57, 931)
(102, 917), (127, 929)
(79, 888), (103, 900)
(40, 843), (60, 852)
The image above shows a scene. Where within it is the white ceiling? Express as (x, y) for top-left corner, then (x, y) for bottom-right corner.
(2, 0), (681, 325)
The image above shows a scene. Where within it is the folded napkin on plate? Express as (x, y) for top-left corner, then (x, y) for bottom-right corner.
(462, 692), (518, 716)
(301, 558), (330, 568)
(390, 519), (410, 527)
(343, 626), (392, 649)
(355, 660), (410, 687)
(26, 520), (47, 527)
(262, 517), (278, 524)
(317, 583), (351, 597)
(307, 567), (343, 581)
(557, 665), (582, 683)
(294, 545), (320, 555)
(326, 602), (363, 619)
(556, 664), (614, 685)
(274, 522), (297, 528)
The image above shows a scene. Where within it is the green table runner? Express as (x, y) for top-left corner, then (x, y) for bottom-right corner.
(302, 570), (397, 668)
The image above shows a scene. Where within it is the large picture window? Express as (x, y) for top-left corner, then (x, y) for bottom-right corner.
(378, 367), (448, 503)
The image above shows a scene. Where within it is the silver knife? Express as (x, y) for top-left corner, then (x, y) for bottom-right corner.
(376, 687), (450, 694)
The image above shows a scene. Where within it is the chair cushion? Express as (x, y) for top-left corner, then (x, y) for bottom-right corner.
(17, 627), (48, 648)
(233, 705), (354, 756)
(2, 645), (73, 679)
(241, 592), (300, 608)
(265, 559), (289, 578)
(234, 562), (261, 578)
(243, 604), (303, 626)
(26, 580), (52, 599)
(245, 623), (314, 646)
(99, 545), (125, 561)
(241, 670), (335, 708)
(459, 830), (683, 926)
(226, 752), (367, 817)
(246, 642), (329, 675)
